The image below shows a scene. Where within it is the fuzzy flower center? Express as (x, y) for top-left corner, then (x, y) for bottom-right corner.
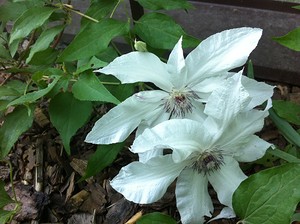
(191, 150), (225, 175)
(163, 88), (200, 117)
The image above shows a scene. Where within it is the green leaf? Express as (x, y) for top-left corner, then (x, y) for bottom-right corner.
(75, 56), (108, 75)
(7, 75), (60, 107)
(27, 47), (59, 66)
(0, 210), (15, 224)
(137, 0), (193, 10)
(49, 92), (93, 154)
(267, 147), (300, 164)
(81, 0), (118, 28)
(272, 100), (300, 125)
(72, 71), (120, 104)
(273, 27), (300, 51)
(9, 6), (56, 44)
(80, 143), (124, 181)
(0, 2), (27, 23)
(269, 108), (300, 147)
(0, 105), (34, 159)
(9, 39), (20, 58)
(137, 212), (177, 224)
(99, 75), (135, 102)
(293, 5), (300, 10)
(134, 13), (200, 49)
(0, 181), (14, 209)
(26, 25), (64, 63)
(57, 19), (130, 62)
(233, 163), (300, 224)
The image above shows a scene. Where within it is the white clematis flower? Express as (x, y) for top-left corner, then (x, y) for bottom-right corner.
(85, 27), (273, 145)
(110, 74), (273, 224)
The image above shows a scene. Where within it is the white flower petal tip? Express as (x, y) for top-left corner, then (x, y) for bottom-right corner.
(110, 155), (185, 204)
(208, 207), (236, 223)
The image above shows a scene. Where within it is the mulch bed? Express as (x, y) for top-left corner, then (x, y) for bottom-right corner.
(1, 78), (299, 224)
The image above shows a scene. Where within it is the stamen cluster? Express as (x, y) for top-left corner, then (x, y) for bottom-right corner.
(163, 88), (200, 117)
(191, 150), (225, 175)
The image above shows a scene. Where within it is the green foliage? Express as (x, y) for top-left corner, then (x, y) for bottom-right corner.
(233, 163), (300, 224)
(137, 212), (177, 224)
(134, 13), (200, 49)
(0, 181), (14, 208)
(57, 19), (130, 62)
(273, 27), (300, 51)
(136, 0), (193, 10)
(269, 108), (300, 147)
(272, 100), (300, 125)
(0, 105), (34, 159)
(49, 92), (93, 154)
(72, 72), (120, 104)
(7, 75), (60, 107)
(80, 143), (124, 181)
(9, 7), (56, 44)
(26, 25), (65, 64)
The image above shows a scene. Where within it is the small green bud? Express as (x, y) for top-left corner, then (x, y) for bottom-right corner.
(134, 39), (148, 52)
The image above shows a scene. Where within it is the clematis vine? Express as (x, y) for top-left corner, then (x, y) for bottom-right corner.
(85, 27), (273, 145)
(109, 73), (273, 224)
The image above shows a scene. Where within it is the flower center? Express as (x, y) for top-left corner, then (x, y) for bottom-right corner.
(191, 150), (225, 175)
(163, 88), (200, 117)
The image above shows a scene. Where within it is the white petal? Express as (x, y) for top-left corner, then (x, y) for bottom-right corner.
(85, 90), (166, 144)
(191, 75), (227, 101)
(217, 108), (269, 153)
(209, 207), (236, 222)
(241, 75), (274, 110)
(131, 119), (215, 162)
(233, 135), (271, 162)
(176, 169), (213, 224)
(138, 149), (163, 163)
(95, 52), (173, 91)
(204, 72), (251, 126)
(186, 27), (262, 84)
(208, 157), (247, 207)
(167, 36), (188, 88)
(184, 101), (206, 122)
(110, 155), (186, 204)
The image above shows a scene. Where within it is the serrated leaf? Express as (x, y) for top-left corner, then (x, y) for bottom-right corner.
(9, 6), (56, 44)
(80, 143), (124, 181)
(72, 72), (119, 104)
(272, 100), (300, 125)
(26, 25), (64, 63)
(233, 163), (300, 224)
(0, 105), (34, 159)
(49, 92), (93, 154)
(137, 212), (177, 224)
(0, 181), (14, 209)
(7, 76), (60, 107)
(57, 19), (129, 62)
(273, 27), (300, 51)
(134, 12), (200, 49)
(81, 0), (118, 28)
(137, 0), (193, 10)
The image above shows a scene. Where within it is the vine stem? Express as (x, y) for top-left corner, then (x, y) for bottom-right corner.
(110, 0), (123, 18)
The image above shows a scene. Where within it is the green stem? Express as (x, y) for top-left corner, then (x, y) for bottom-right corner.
(110, 0), (123, 18)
